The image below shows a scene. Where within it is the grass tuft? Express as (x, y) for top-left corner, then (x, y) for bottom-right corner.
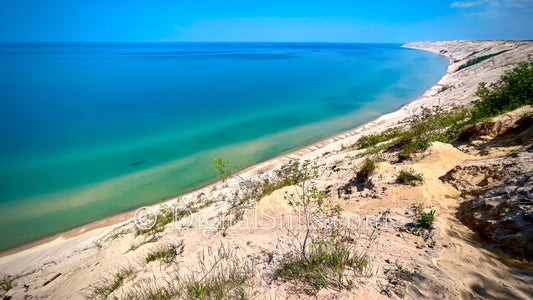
(146, 243), (180, 264)
(411, 203), (435, 230)
(124, 244), (255, 300)
(397, 169), (423, 185)
(89, 266), (135, 299)
(275, 230), (373, 293)
(181, 244), (254, 299)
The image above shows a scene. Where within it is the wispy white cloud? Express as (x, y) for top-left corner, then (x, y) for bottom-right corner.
(450, 0), (533, 18)
(450, 1), (484, 8)
(502, 0), (533, 8)
(451, 0), (533, 9)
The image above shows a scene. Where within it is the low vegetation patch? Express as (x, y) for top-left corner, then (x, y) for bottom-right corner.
(411, 203), (435, 231)
(146, 243), (181, 264)
(470, 61), (533, 123)
(182, 253), (253, 300)
(275, 240), (372, 292)
(89, 266), (135, 299)
(397, 169), (423, 185)
(136, 205), (191, 236)
(356, 127), (403, 149)
(0, 276), (13, 293)
(456, 50), (509, 71)
(124, 244), (255, 300)
(397, 106), (469, 159)
(135, 198), (218, 237)
(381, 263), (412, 298)
(356, 106), (469, 160)
(416, 210), (435, 230)
(356, 159), (376, 182)
(276, 161), (374, 294)
(212, 159), (308, 230)
(353, 62), (533, 160)
(213, 159), (304, 208)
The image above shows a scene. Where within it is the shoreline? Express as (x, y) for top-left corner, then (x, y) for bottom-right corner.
(0, 45), (452, 259)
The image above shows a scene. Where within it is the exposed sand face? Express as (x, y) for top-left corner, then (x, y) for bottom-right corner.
(1, 40), (533, 299)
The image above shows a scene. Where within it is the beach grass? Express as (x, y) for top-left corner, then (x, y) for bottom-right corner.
(88, 266), (135, 299)
(145, 243), (180, 264)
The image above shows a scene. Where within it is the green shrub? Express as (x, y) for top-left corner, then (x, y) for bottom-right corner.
(397, 169), (423, 185)
(0, 277), (13, 292)
(355, 61), (531, 160)
(357, 127), (403, 149)
(357, 106), (469, 160)
(398, 140), (430, 160)
(470, 61), (533, 123)
(357, 159), (376, 182)
(416, 210), (435, 230)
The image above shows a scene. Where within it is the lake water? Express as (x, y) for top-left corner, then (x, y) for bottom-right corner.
(0, 42), (448, 250)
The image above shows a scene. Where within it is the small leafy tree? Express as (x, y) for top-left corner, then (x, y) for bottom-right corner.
(212, 157), (234, 182)
(284, 160), (326, 259)
(277, 165), (375, 291)
(211, 158), (306, 231)
(212, 157), (252, 187)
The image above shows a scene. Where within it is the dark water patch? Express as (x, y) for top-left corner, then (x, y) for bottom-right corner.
(195, 53), (298, 59)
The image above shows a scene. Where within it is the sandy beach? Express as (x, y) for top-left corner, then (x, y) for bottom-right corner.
(1, 40), (532, 299)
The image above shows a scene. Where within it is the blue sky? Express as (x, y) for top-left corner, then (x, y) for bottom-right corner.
(0, 0), (532, 42)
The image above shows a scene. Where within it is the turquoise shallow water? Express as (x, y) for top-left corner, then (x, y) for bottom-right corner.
(0, 42), (448, 251)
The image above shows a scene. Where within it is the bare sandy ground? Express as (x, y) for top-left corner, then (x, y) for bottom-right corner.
(1, 40), (533, 299)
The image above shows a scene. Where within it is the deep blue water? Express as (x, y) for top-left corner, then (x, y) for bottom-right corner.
(0, 42), (448, 250)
